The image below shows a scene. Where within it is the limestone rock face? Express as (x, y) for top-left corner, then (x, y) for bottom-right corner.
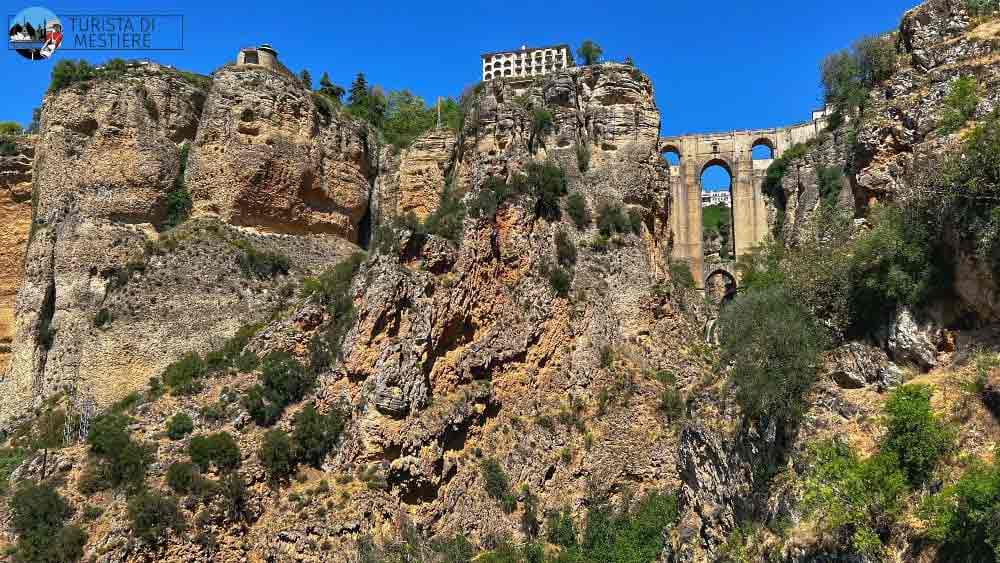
(825, 342), (902, 390)
(0, 136), (33, 373)
(0, 69), (208, 427)
(186, 65), (375, 240)
(394, 129), (457, 220)
(880, 306), (942, 370)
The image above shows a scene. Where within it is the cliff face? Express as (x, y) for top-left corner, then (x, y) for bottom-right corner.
(0, 136), (33, 374)
(0, 63), (371, 427)
(186, 65), (375, 240)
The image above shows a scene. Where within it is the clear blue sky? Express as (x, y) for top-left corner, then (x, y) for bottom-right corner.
(3, 0), (918, 189)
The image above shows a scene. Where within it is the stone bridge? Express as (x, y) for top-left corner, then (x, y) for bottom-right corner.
(661, 109), (829, 289)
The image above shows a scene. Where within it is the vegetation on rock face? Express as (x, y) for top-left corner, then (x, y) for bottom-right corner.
(882, 385), (955, 487)
(164, 144), (192, 229)
(820, 34), (897, 124)
(189, 431), (241, 473)
(921, 448), (1000, 561)
(718, 287), (826, 426)
(127, 490), (185, 542)
(302, 252), (366, 373)
(939, 76), (979, 133)
(8, 482), (87, 563)
(243, 352), (312, 426)
(566, 192), (591, 229)
(481, 458), (517, 513)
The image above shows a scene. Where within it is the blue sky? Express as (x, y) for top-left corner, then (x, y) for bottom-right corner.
(3, 0), (919, 188)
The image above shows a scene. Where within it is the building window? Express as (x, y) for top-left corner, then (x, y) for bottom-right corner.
(243, 51), (259, 64)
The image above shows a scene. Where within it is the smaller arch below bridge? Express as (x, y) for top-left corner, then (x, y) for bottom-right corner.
(705, 268), (737, 304)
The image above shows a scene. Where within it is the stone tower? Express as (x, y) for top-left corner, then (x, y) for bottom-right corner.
(237, 43), (279, 70)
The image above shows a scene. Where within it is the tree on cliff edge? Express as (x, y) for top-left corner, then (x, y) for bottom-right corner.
(577, 40), (603, 65)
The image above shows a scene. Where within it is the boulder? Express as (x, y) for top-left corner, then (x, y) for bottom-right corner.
(825, 342), (902, 391)
(880, 306), (941, 371)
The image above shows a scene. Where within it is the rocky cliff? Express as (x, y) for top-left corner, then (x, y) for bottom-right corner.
(0, 136), (33, 374)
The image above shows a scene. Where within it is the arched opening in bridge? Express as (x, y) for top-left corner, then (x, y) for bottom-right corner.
(751, 138), (775, 160)
(660, 146), (680, 167)
(705, 269), (737, 304)
(700, 160), (734, 263)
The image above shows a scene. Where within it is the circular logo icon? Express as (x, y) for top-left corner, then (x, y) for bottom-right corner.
(9, 6), (62, 61)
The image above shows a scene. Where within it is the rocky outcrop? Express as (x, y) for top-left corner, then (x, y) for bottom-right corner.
(186, 64), (376, 241)
(776, 131), (852, 247)
(824, 342), (902, 390)
(0, 136), (33, 374)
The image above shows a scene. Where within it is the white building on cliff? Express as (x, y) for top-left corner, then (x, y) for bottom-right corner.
(481, 44), (574, 81)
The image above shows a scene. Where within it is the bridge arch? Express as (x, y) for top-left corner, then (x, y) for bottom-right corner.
(750, 137), (776, 160)
(660, 144), (681, 167)
(705, 268), (737, 304)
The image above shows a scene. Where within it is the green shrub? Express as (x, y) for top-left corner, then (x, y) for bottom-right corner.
(669, 262), (695, 290)
(577, 40), (604, 65)
(189, 432), (241, 473)
(882, 385), (955, 487)
(86, 413), (151, 490)
(481, 458), (517, 513)
(166, 412), (194, 440)
(292, 403), (346, 468)
(550, 491), (679, 563)
(967, 0), (1000, 16)
(940, 76), (980, 133)
(236, 241), (291, 279)
(166, 461), (198, 494)
(555, 230), (577, 267)
(164, 145), (191, 228)
(566, 193), (591, 229)
(163, 352), (206, 396)
(218, 472), (250, 522)
(301, 252), (364, 374)
(817, 166), (844, 206)
(8, 481), (87, 563)
(596, 202), (630, 236)
(0, 139), (17, 156)
(423, 183), (467, 241)
(0, 121), (22, 135)
(48, 59), (96, 93)
(525, 161), (566, 219)
(576, 141), (591, 173)
(259, 429), (296, 485)
(530, 108), (554, 152)
(0, 448), (27, 494)
(802, 439), (906, 556)
(658, 387), (686, 422)
(547, 508), (578, 548)
(127, 490), (185, 542)
(718, 287), (826, 426)
(921, 449), (1000, 560)
(92, 308), (112, 328)
(548, 266), (572, 297)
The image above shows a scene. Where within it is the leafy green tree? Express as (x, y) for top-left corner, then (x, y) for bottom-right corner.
(48, 59), (95, 93)
(382, 90), (436, 148)
(717, 287), (826, 427)
(577, 40), (604, 65)
(882, 385), (955, 487)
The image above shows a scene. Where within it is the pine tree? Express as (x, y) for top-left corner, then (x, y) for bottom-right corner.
(319, 72), (345, 103)
(348, 73), (369, 108)
(299, 69), (312, 90)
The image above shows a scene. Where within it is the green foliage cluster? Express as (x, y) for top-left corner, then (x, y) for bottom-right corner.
(164, 144), (191, 228)
(48, 59), (98, 92)
(802, 440), (906, 556)
(596, 202), (634, 237)
(921, 448), (1000, 561)
(481, 458), (517, 513)
(820, 35), (897, 121)
(555, 230), (577, 267)
(127, 490), (185, 542)
(802, 385), (955, 556)
(259, 402), (346, 485)
(465, 162), (568, 226)
(243, 352), (312, 426)
(234, 240), (291, 279)
(166, 461), (198, 494)
(882, 385), (956, 487)
(85, 413), (150, 490)
(481, 491), (678, 562)
(381, 90), (463, 149)
(566, 193), (591, 229)
(0, 121), (22, 135)
(669, 262), (696, 291)
(8, 482), (87, 563)
(966, 0), (1000, 17)
(530, 108), (554, 153)
(717, 287), (827, 426)
(0, 121), (21, 156)
(166, 412), (194, 440)
(188, 431), (241, 473)
(939, 76), (979, 133)
(302, 252), (365, 372)
(161, 323), (262, 396)
(0, 448), (27, 494)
